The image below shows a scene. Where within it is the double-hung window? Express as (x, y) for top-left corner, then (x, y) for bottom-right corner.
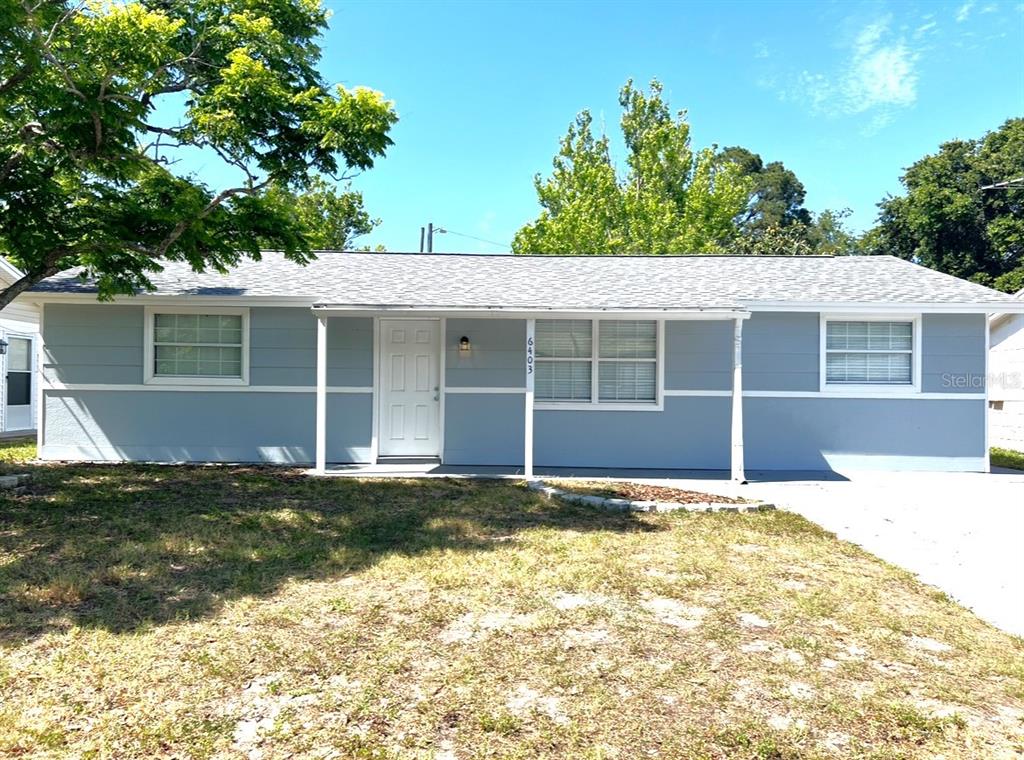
(145, 308), (249, 385)
(535, 319), (659, 406)
(823, 318), (917, 389)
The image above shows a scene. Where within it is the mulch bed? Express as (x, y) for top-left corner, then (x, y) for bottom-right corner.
(550, 480), (750, 504)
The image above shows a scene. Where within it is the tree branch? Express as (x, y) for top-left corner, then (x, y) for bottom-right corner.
(151, 181), (272, 259)
(0, 249), (68, 312)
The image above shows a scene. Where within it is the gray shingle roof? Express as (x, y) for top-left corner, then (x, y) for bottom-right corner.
(30, 251), (1022, 310)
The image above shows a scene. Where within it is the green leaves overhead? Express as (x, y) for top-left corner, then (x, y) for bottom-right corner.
(864, 118), (1024, 292)
(0, 0), (397, 308)
(513, 79), (751, 255)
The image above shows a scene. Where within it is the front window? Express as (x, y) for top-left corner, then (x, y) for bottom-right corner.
(824, 320), (914, 386)
(536, 319), (658, 405)
(146, 309), (248, 384)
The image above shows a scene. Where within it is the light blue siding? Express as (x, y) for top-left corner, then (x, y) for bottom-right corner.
(664, 321), (732, 391)
(744, 396), (985, 470)
(43, 304), (144, 384)
(251, 309), (371, 387)
(42, 390), (370, 463)
(444, 393), (525, 465)
(445, 318), (525, 388)
(921, 313), (986, 393)
(43, 305), (373, 388)
(743, 312), (819, 392)
(534, 397), (731, 469)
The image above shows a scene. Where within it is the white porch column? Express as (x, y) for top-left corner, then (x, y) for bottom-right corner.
(731, 316), (746, 483)
(315, 315), (327, 474)
(524, 318), (536, 479)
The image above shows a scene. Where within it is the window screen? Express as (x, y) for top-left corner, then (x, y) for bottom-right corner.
(825, 321), (913, 385)
(535, 319), (657, 403)
(153, 314), (243, 378)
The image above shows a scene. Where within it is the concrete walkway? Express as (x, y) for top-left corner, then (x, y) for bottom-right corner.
(641, 469), (1024, 636)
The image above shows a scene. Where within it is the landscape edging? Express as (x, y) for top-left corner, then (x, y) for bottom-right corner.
(526, 479), (775, 514)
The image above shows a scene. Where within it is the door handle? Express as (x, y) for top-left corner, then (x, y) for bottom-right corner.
(433, 385), (440, 401)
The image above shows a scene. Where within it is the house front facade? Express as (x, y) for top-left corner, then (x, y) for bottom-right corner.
(28, 252), (1024, 477)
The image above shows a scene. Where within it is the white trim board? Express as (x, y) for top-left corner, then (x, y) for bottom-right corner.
(40, 383), (984, 400)
(42, 383), (372, 393)
(445, 387), (526, 394)
(664, 389), (985, 400)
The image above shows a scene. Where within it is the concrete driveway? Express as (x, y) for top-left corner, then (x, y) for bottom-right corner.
(668, 469), (1024, 636)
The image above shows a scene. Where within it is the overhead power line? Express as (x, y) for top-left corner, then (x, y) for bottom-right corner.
(419, 223), (510, 253)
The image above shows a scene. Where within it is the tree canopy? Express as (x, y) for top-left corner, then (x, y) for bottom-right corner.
(864, 118), (1024, 292)
(719, 146), (811, 235)
(512, 80), (751, 255)
(0, 0), (397, 309)
(264, 177), (380, 251)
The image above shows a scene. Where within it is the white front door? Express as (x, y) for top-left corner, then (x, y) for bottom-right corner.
(379, 320), (441, 457)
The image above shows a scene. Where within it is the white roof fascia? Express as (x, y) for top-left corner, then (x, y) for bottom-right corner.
(27, 293), (318, 307)
(747, 301), (1024, 314)
(310, 305), (753, 320)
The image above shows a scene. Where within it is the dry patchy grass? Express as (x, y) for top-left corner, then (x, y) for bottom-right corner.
(0, 441), (1022, 759)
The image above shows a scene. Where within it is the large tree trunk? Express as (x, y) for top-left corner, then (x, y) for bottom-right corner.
(0, 268), (55, 312)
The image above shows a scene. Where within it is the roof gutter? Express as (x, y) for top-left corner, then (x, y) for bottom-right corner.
(745, 301), (1024, 314)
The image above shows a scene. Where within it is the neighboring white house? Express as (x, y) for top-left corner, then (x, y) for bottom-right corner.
(990, 289), (1024, 451)
(0, 257), (40, 435)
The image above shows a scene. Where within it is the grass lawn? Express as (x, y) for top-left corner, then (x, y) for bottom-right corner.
(991, 447), (1024, 471)
(1, 442), (1022, 759)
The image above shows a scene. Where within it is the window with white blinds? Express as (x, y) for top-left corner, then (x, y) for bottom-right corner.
(824, 320), (914, 385)
(146, 308), (249, 384)
(536, 319), (658, 404)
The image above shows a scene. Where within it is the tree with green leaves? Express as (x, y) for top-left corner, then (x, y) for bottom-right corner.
(512, 80), (750, 255)
(0, 0), (397, 309)
(264, 177), (380, 251)
(863, 118), (1023, 291)
(719, 146), (811, 235)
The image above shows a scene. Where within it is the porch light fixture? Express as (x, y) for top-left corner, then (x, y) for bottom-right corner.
(0, 338), (7, 355)
(459, 336), (471, 353)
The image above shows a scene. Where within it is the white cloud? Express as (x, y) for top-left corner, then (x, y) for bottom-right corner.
(754, 41), (771, 59)
(913, 20), (938, 38)
(774, 16), (918, 127)
(956, 1), (975, 22)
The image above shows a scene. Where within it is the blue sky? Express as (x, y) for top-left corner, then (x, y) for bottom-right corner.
(249, 1), (1024, 252)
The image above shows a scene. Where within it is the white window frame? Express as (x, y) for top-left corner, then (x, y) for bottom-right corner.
(143, 306), (250, 386)
(819, 313), (922, 395)
(534, 318), (664, 411)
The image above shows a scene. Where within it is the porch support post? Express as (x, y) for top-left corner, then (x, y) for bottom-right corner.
(731, 316), (746, 484)
(315, 315), (327, 474)
(524, 318), (535, 479)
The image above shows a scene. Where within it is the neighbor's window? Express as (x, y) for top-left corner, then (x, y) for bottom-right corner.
(5, 337), (32, 406)
(825, 320), (913, 385)
(536, 319), (658, 404)
(152, 313), (244, 379)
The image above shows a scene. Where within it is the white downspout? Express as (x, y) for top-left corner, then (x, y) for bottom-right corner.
(731, 316), (746, 483)
(315, 315), (327, 474)
(524, 318), (535, 479)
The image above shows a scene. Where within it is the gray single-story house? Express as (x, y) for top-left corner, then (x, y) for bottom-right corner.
(26, 252), (1024, 478)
